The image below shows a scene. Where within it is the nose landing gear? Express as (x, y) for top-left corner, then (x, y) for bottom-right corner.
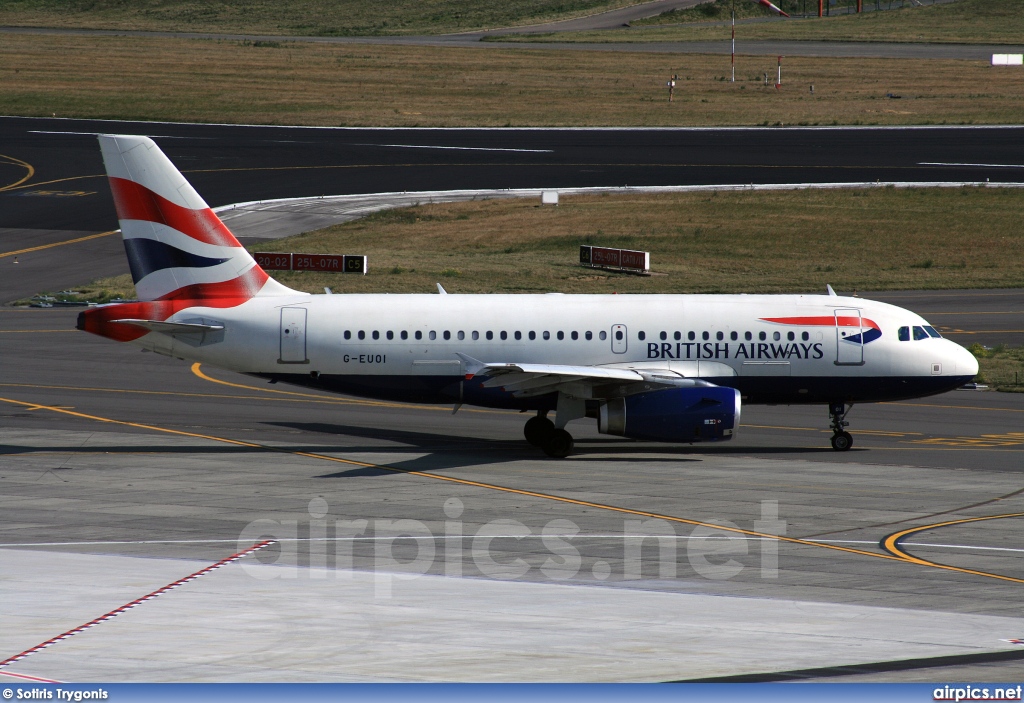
(523, 411), (575, 458)
(829, 402), (853, 451)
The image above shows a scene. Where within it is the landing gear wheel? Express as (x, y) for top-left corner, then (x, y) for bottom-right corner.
(830, 431), (853, 451)
(524, 416), (555, 447)
(542, 429), (574, 458)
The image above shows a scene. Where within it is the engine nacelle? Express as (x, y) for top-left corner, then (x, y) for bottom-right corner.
(598, 386), (740, 443)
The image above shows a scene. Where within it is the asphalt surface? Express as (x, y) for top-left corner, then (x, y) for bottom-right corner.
(1, 117), (1023, 681)
(2, 308), (1024, 681)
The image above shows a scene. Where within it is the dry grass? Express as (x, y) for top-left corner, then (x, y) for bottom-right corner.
(2, 34), (1023, 126)
(248, 188), (1024, 295)
(500, 0), (1024, 44)
(0, 0), (634, 35)
(969, 344), (1024, 392)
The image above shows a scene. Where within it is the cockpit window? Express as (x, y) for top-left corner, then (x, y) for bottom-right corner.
(913, 326), (929, 341)
(923, 325), (942, 338)
(898, 326), (910, 342)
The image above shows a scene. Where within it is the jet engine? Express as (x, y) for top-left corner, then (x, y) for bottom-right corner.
(598, 386), (740, 443)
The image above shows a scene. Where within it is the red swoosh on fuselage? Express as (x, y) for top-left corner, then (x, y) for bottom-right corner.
(760, 316), (880, 330)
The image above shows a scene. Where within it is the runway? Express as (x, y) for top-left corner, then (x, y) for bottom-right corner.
(1, 117), (1023, 682)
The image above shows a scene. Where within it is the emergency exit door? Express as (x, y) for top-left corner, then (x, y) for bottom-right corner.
(279, 307), (308, 363)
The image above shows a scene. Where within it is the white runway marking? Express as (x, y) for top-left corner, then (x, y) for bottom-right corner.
(3, 537), (1020, 553)
(355, 143), (553, 153)
(919, 161), (1024, 168)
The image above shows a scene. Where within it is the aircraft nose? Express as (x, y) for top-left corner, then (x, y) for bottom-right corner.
(952, 341), (979, 377)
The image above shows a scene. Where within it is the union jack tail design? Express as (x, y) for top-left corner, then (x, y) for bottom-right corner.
(77, 135), (296, 342)
(98, 134), (293, 303)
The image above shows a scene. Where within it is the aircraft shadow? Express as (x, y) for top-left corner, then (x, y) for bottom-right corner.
(271, 421), (707, 477)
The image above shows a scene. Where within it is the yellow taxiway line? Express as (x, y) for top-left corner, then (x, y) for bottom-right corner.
(882, 513), (1024, 584)
(1, 392), (1022, 586)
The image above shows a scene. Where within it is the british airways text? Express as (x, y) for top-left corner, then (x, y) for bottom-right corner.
(647, 342), (825, 360)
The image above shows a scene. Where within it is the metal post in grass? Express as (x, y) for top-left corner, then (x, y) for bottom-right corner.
(731, 0), (736, 83)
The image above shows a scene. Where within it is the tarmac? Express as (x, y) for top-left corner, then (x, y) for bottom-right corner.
(1, 118), (1022, 682)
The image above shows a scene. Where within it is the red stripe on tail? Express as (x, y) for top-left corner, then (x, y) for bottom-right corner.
(108, 177), (240, 248)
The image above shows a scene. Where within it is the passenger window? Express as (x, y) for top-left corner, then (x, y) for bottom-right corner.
(674, 331), (681, 341)
(557, 331), (565, 340)
(586, 331), (593, 341)
(344, 330), (351, 340)
(759, 331), (766, 341)
(773, 332), (781, 341)
(429, 331), (436, 341)
(457, 331), (465, 340)
(716, 331), (723, 341)
(801, 331), (809, 341)
(543, 331), (550, 340)
(600, 331), (608, 341)
(386, 331), (394, 340)
(660, 331), (668, 341)
(913, 326), (928, 341)
(924, 326), (942, 338)
(401, 330), (408, 340)
(443, 331), (451, 341)
(514, 331), (521, 340)
(702, 331), (710, 341)
(571, 331), (578, 340)
(787, 332), (795, 341)
(688, 331), (695, 341)
(415, 330), (422, 340)
(358, 330), (366, 340)
(638, 331), (646, 341)
(615, 330), (623, 341)
(529, 331), (536, 340)
(486, 331), (493, 340)
(730, 331), (738, 341)
(472, 331), (479, 340)
(372, 331), (380, 340)
(898, 326), (910, 341)
(744, 331), (752, 341)
(501, 331), (509, 340)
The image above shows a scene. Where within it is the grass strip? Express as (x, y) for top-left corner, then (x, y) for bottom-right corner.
(2, 35), (1023, 127)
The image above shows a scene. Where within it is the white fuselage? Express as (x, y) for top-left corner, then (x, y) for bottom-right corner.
(136, 292), (978, 409)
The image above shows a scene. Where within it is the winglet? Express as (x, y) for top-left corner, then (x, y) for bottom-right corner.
(826, 284), (837, 297)
(455, 352), (486, 379)
(436, 283), (448, 295)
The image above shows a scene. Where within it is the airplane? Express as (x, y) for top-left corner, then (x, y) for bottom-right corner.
(77, 134), (979, 458)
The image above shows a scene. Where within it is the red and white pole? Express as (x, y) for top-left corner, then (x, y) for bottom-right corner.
(731, 9), (736, 82)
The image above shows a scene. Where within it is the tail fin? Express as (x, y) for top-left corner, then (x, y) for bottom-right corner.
(98, 134), (294, 302)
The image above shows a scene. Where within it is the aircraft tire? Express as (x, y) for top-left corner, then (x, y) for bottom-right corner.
(524, 416), (555, 447)
(830, 431), (853, 451)
(542, 429), (574, 458)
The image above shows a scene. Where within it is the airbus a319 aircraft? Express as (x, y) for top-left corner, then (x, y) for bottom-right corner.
(78, 135), (979, 457)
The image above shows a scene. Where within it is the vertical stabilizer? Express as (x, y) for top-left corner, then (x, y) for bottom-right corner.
(98, 134), (294, 302)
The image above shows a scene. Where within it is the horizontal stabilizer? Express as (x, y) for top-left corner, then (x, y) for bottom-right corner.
(111, 319), (224, 335)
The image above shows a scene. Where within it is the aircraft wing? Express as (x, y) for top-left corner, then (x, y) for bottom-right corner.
(455, 353), (716, 399)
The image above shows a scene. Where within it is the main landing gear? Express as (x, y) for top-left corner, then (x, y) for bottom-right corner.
(828, 401), (853, 451)
(524, 411), (574, 458)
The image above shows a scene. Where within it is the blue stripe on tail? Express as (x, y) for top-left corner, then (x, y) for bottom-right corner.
(123, 239), (230, 283)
